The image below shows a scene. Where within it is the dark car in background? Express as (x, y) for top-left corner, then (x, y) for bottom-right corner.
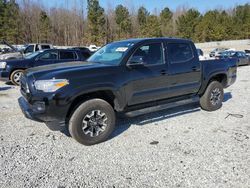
(245, 49), (250, 56)
(70, 47), (93, 59)
(231, 51), (250, 66)
(209, 48), (228, 57)
(215, 51), (235, 59)
(0, 49), (88, 85)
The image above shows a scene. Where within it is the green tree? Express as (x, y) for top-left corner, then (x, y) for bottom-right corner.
(195, 10), (233, 42)
(137, 6), (149, 37)
(115, 5), (132, 39)
(176, 9), (201, 39)
(160, 7), (173, 36)
(39, 11), (51, 43)
(137, 6), (149, 26)
(232, 4), (250, 39)
(0, 0), (20, 43)
(141, 15), (162, 37)
(0, 0), (5, 40)
(87, 0), (106, 44)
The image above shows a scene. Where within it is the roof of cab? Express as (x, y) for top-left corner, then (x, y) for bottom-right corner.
(116, 37), (192, 44)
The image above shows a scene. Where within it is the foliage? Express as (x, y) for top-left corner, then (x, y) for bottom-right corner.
(160, 7), (173, 36)
(87, 0), (106, 45)
(115, 5), (132, 38)
(176, 9), (201, 39)
(0, 0), (20, 43)
(137, 6), (149, 26)
(39, 11), (51, 43)
(0, 1), (249, 45)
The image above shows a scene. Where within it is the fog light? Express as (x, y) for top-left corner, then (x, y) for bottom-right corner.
(32, 102), (45, 113)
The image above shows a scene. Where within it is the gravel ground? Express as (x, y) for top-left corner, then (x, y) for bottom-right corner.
(0, 66), (250, 188)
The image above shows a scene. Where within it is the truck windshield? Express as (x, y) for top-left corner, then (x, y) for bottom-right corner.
(87, 41), (135, 65)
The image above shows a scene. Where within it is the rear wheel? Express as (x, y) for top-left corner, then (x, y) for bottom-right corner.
(200, 81), (224, 111)
(10, 69), (24, 86)
(69, 99), (116, 145)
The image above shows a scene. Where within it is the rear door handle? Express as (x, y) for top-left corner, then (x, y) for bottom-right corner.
(192, 66), (199, 71)
(160, 70), (167, 75)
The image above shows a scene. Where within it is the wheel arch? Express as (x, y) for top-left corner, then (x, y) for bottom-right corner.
(65, 89), (123, 121)
(199, 73), (227, 95)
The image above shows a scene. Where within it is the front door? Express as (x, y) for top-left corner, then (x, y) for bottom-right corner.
(34, 50), (58, 66)
(126, 42), (169, 106)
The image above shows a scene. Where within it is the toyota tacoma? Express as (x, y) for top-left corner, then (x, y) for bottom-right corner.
(18, 38), (237, 145)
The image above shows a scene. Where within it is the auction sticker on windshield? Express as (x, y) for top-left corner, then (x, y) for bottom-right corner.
(115, 47), (128, 52)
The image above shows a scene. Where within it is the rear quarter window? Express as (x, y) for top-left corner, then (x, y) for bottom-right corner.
(41, 45), (51, 49)
(60, 51), (77, 60)
(168, 43), (194, 63)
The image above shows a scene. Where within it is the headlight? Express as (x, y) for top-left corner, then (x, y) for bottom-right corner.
(0, 62), (6, 69)
(34, 79), (69, 93)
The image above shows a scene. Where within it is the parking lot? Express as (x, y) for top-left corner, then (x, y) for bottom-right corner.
(0, 66), (249, 187)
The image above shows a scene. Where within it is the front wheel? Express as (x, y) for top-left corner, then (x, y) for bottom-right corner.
(10, 69), (24, 86)
(200, 81), (224, 111)
(69, 99), (116, 145)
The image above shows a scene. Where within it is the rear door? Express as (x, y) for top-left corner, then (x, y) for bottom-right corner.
(166, 42), (201, 98)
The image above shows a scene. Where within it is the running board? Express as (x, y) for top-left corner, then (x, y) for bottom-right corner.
(125, 96), (199, 117)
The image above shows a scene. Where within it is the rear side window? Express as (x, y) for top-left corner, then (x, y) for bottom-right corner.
(81, 52), (91, 59)
(60, 51), (76, 60)
(41, 45), (51, 49)
(168, 43), (194, 63)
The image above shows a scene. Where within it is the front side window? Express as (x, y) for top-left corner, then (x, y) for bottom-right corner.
(39, 51), (58, 60)
(60, 51), (76, 60)
(24, 45), (34, 54)
(87, 41), (135, 65)
(130, 43), (164, 65)
(168, 43), (194, 63)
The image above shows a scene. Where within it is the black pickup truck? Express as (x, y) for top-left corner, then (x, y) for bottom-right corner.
(18, 38), (237, 145)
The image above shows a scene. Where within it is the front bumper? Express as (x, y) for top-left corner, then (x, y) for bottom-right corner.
(0, 70), (10, 81)
(18, 97), (66, 131)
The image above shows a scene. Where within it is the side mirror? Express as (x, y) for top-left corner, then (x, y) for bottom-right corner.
(127, 56), (144, 67)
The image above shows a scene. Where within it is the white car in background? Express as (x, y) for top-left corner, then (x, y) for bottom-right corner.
(88, 45), (100, 52)
(0, 43), (53, 60)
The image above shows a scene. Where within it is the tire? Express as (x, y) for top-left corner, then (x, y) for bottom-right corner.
(69, 99), (116, 145)
(200, 81), (224, 111)
(10, 69), (24, 86)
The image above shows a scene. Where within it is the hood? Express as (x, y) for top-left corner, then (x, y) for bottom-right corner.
(0, 40), (17, 51)
(25, 61), (111, 79)
(1, 58), (31, 65)
(0, 52), (22, 60)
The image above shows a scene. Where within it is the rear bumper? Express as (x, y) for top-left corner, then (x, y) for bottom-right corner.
(18, 97), (66, 131)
